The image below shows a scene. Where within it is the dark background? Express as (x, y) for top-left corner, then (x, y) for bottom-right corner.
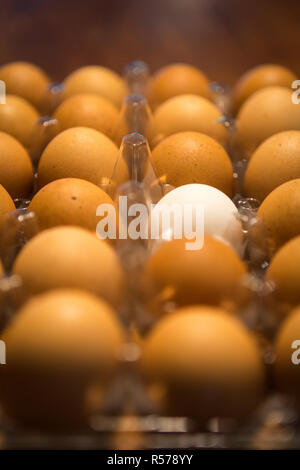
(0, 0), (299, 84)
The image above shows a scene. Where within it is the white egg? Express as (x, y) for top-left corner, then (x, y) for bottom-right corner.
(150, 184), (244, 254)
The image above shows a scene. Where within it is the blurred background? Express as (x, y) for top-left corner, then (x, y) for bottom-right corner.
(0, 0), (299, 83)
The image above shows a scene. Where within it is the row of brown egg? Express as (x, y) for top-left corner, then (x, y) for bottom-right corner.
(0, 61), (299, 443)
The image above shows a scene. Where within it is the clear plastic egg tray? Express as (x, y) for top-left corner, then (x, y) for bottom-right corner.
(0, 60), (298, 450)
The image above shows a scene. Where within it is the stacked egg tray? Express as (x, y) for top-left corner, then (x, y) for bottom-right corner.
(0, 60), (300, 449)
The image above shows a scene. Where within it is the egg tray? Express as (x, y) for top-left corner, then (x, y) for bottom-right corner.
(0, 60), (295, 449)
(1, 396), (300, 450)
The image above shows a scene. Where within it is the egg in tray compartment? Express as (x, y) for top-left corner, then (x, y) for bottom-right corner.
(0, 60), (300, 448)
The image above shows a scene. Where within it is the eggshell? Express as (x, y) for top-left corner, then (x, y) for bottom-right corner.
(62, 66), (128, 108)
(0, 61), (50, 111)
(0, 94), (39, 147)
(257, 179), (300, 254)
(37, 127), (125, 188)
(142, 236), (247, 311)
(150, 94), (228, 147)
(152, 132), (233, 196)
(148, 63), (211, 109)
(141, 306), (265, 422)
(274, 305), (300, 399)
(28, 178), (116, 232)
(0, 184), (15, 230)
(53, 93), (119, 139)
(266, 235), (300, 306)
(244, 131), (300, 201)
(0, 289), (124, 429)
(151, 184), (243, 254)
(0, 131), (33, 198)
(13, 226), (124, 307)
(234, 87), (300, 158)
(233, 64), (297, 112)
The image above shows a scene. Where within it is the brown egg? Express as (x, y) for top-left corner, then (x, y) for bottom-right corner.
(0, 61), (50, 111)
(0, 289), (124, 429)
(233, 64), (297, 112)
(148, 63), (211, 109)
(0, 94), (39, 147)
(53, 93), (119, 139)
(244, 131), (300, 201)
(266, 236), (300, 306)
(142, 236), (247, 312)
(37, 127), (125, 188)
(141, 306), (265, 422)
(0, 131), (33, 198)
(62, 66), (128, 108)
(257, 179), (300, 254)
(234, 86), (300, 158)
(0, 184), (15, 230)
(150, 94), (228, 147)
(152, 132), (233, 196)
(274, 305), (300, 399)
(13, 226), (124, 307)
(28, 178), (116, 232)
